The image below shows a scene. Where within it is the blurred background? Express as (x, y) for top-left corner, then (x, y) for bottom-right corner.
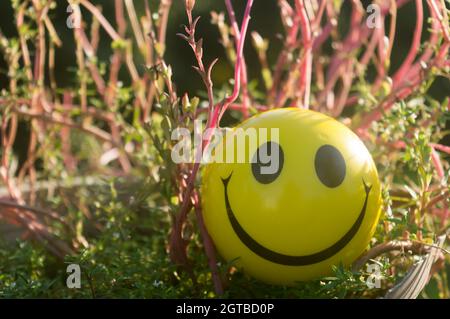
(0, 1), (448, 160)
(0, 1), (448, 97)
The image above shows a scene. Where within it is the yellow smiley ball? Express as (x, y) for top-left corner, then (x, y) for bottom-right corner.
(201, 108), (382, 285)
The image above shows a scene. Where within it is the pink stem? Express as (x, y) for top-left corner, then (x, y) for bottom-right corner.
(428, 0), (450, 42)
(392, 0), (423, 88)
(431, 143), (450, 155)
(313, 0), (327, 29)
(172, 0), (254, 279)
(313, 21), (333, 51)
(225, 0), (250, 117)
(218, 0), (254, 122)
(357, 41), (449, 132)
(431, 147), (444, 180)
(80, 0), (121, 41)
(269, 1), (300, 104)
(295, 0), (312, 109)
(357, 0), (449, 132)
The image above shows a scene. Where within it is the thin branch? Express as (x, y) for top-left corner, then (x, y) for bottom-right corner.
(12, 106), (114, 145)
(79, 0), (121, 41)
(225, 0), (251, 116)
(392, 0), (424, 88)
(124, 0), (145, 53)
(194, 195), (224, 295)
(352, 240), (429, 271)
(218, 0), (254, 122)
(295, 0), (312, 109)
(0, 199), (68, 227)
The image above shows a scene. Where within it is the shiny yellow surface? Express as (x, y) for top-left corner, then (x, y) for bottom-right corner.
(201, 108), (381, 284)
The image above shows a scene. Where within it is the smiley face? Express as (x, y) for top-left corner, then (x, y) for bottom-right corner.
(201, 108), (381, 284)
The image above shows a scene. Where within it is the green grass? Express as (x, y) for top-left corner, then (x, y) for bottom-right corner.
(0, 181), (417, 299)
(0, 176), (447, 299)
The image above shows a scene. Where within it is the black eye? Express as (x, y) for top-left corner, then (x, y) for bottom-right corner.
(314, 145), (346, 188)
(251, 142), (284, 184)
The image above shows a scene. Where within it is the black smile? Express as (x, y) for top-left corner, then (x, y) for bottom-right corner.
(221, 173), (372, 266)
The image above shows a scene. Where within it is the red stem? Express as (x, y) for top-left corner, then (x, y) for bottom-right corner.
(225, 0), (250, 117)
(431, 147), (444, 180)
(219, 0), (254, 122)
(431, 143), (450, 155)
(392, 0), (423, 88)
(194, 193), (224, 295)
(295, 0), (312, 109)
(171, 0), (254, 288)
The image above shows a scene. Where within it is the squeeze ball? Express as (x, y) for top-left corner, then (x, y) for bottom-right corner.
(201, 108), (381, 284)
